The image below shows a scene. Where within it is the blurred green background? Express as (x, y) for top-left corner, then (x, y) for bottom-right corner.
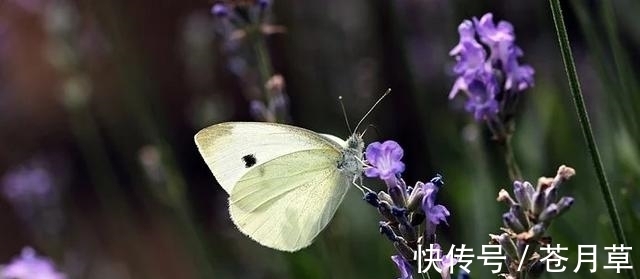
(0, 0), (638, 278)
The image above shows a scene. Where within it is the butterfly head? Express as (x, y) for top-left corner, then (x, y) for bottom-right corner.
(346, 133), (364, 152)
(337, 88), (390, 178)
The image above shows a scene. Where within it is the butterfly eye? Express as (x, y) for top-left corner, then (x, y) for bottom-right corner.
(242, 154), (257, 168)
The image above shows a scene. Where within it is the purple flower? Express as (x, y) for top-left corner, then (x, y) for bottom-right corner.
(420, 182), (450, 236)
(2, 161), (56, 205)
(437, 255), (458, 279)
(364, 141), (405, 181)
(473, 13), (515, 67)
(449, 13), (534, 123)
(449, 20), (477, 55)
(1, 247), (67, 279)
(464, 70), (500, 120)
(428, 244), (458, 279)
(391, 254), (413, 279)
(1, 158), (65, 239)
(504, 47), (535, 91)
(210, 3), (229, 17)
(450, 20), (487, 79)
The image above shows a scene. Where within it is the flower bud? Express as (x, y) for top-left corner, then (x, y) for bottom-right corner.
(538, 203), (558, 223)
(556, 196), (574, 217)
(544, 187), (558, 207)
(389, 184), (407, 208)
(406, 187), (425, 212)
(379, 221), (398, 242)
(378, 191), (393, 205)
(377, 201), (395, 222)
(556, 165), (575, 181)
(523, 181), (535, 200)
(510, 204), (529, 229)
(513, 181), (532, 211)
(496, 233), (519, 261)
(391, 206), (410, 227)
(531, 190), (546, 218)
(497, 189), (516, 206)
(363, 191), (379, 207)
(503, 212), (526, 233)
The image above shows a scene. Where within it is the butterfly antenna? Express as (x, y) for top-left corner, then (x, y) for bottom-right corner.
(362, 124), (380, 138)
(354, 88), (391, 133)
(338, 96), (353, 134)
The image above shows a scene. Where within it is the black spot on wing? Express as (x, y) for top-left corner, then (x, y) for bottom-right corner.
(242, 154), (257, 168)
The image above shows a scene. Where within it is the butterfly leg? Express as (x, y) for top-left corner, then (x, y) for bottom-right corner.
(351, 175), (374, 194)
(350, 155), (375, 193)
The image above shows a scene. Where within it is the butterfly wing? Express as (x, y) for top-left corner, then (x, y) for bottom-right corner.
(194, 122), (344, 194)
(229, 148), (351, 252)
(195, 122), (355, 251)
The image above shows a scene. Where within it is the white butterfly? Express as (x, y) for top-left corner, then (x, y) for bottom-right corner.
(194, 90), (388, 252)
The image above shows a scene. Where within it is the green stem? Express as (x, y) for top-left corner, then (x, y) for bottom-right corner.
(503, 136), (523, 182)
(488, 118), (522, 182)
(547, 2), (637, 279)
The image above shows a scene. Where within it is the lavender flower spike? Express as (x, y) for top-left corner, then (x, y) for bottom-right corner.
(448, 13), (534, 124)
(362, 139), (451, 278)
(364, 140), (405, 182)
(1, 247), (67, 279)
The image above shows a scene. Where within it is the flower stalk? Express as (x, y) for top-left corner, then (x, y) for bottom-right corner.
(547, 1), (637, 279)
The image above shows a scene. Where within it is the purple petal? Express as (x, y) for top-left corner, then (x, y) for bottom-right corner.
(429, 204), (451, 226)
(364, 167), (380, 178)
(384, 141), (404, 161)
(364, 141), (405, 180)
(2, 247), (66, 279)
(365, 142), (383, 165)
(391, 255), (413, 279)
(449, 77), (468, 99)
